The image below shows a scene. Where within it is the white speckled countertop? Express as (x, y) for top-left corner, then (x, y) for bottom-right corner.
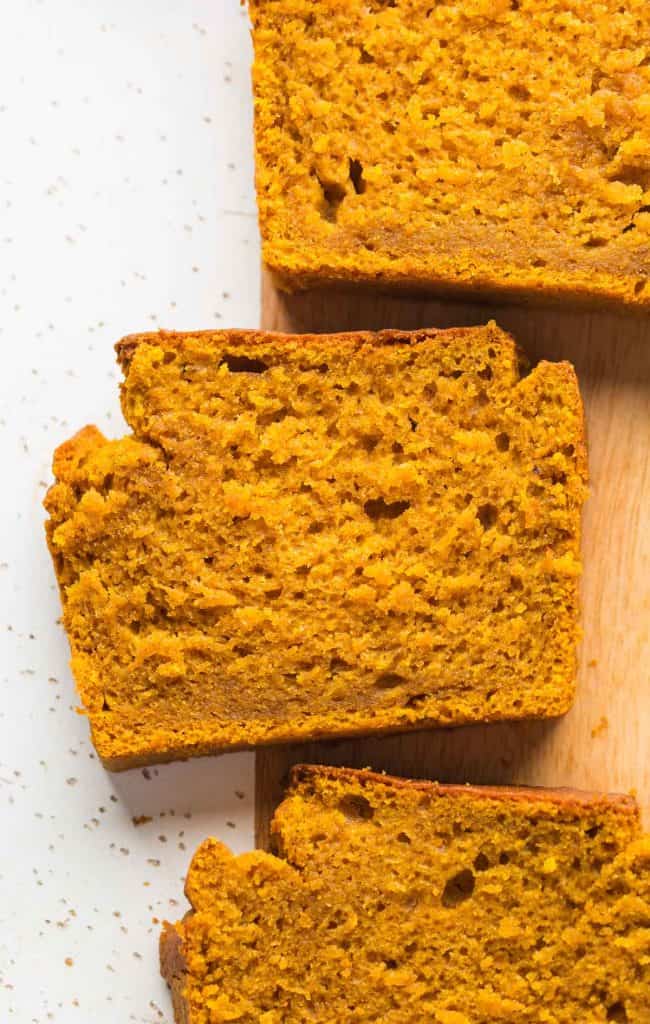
(0, 3), (257, 1020)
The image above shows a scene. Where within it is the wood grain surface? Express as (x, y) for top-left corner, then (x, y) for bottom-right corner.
(256, 273), (650, 844)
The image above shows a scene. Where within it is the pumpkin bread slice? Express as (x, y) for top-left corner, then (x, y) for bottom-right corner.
(161, 765), (650, 1023)
(251, 0), (650, 307)
(45, 325), (586, 768)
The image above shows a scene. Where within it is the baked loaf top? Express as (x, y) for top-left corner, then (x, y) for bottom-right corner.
(251, 0), (650, 306)
(45, 326), (586, 769)
(161, 765), (650, 1023)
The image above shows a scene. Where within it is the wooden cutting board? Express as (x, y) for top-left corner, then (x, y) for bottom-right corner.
(256, 272), (650, 843)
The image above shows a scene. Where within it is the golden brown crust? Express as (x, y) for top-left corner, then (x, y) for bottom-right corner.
(266, 262), (650, 313)
(94, 708), (558, 772)
(160, 924), (191, 1024)
(115, 322), (523, 371)
(288, 764), (639, 815)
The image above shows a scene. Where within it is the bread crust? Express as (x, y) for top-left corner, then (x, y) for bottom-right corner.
(94, 707), (562, 772)
(288, 764), (639, 814)
(265, 262), (650, 313)
(160, 924), (191, 1024)
(115, 322), (526, 371)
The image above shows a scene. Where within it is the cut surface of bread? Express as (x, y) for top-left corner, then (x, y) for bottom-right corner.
(45, 326), (586, 769)
(251, 0), (650, 307)
(161, 765), (650, 1023)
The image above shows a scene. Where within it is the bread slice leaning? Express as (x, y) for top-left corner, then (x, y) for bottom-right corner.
(160, 766), (649, 1024)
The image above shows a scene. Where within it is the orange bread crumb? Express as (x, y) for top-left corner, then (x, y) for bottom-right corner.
(161, 766), (650, 1023)
(251, 0), (650, 307)
(592, 716), (609, 738)
(45, 326), (586, 769)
